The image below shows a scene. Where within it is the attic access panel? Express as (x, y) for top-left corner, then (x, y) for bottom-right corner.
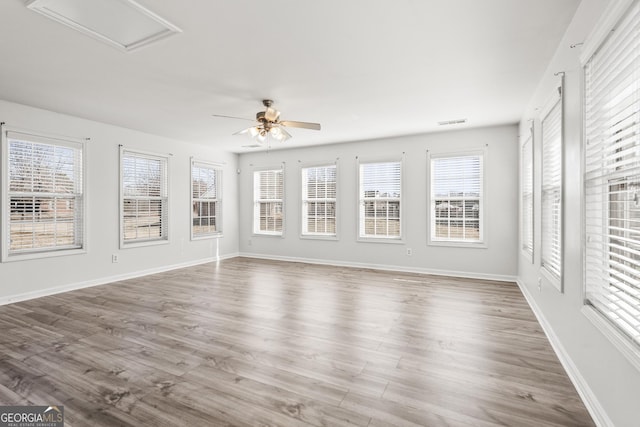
(26, 0), (181, 52)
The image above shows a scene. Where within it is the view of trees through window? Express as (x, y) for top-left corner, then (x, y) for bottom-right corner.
(121, 152), (167, 243)
(8, 137), (83, 253)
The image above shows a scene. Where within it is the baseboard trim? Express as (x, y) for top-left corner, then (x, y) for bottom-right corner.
(0, 253), (238, 307)
(516, 279), (613, 427)
(239, 252), (517, 283)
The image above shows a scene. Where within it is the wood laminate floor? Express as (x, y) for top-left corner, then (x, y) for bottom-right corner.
(0, 258), (594, 426)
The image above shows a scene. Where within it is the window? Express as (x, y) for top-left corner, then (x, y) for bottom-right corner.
(584, 1), (640, 351)
(541, 84), (563, 287)
(191, 160), (222, 239)
(358, 161), (401, 239)
(521, 130), (534, 259)
(120, 148), (168, 247)
(429, 152), (484, 245)
(253, 168), (284, 235)
(3, 130), (84, 259)
(302, 164), (337, 237)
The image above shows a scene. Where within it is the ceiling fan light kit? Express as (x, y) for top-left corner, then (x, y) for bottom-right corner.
(214, 99), (321, 146)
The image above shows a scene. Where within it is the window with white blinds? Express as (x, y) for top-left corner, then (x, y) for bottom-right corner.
(358, 161), (401, 239)
(429, 152), (484, 244)
(584, 0), (640, 349)
(521, 131), (534, 259)
(254, 168), (284, 235)
(120, 149), (169, 246)
(302, 164), (336, 237)
(541, 87), (563, 286)
(191, 160), (222, 239)
(4, 131), (84, 258)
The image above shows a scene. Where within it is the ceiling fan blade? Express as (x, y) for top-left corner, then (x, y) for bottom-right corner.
(264, 107), (280, 122)
(233, 128), (250, 135)
(212, 114), (255, 122)
(280, 120), (321, 131)
(233, 126), (262, 136)
(280, 127), (292, 140)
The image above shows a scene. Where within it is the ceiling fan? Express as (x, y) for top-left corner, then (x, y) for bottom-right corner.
(213, 99), (321, 144)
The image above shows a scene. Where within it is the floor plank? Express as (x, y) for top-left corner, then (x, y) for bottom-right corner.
(0, 257), (594, 426)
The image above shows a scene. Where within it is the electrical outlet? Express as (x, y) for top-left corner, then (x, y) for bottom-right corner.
(406, 248), (413, 256)
(248, 239), (252, 246)
(112, 254), (119, 263)
(538, 277), (542, 292)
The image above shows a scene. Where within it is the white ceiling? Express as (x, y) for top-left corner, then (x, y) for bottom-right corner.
(0, 0), (581, 152)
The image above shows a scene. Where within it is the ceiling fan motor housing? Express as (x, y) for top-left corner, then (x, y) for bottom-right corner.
(255, 111), (272, 130)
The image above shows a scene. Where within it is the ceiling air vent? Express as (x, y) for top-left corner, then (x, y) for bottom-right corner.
(438, 118), (467, 126)
(26, 0), (181, 52)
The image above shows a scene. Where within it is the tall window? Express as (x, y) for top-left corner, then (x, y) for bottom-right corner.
(521, 131), (534, 259)
(358, 161), (401, 239)
(3, 130), (84, 258)
(302, 164), (336, 237)
(120, 149), (168, 246)
(430, 152), (484, 244)
(541, 86), (563, 287)
(254, 168), (284, 235)
(191, 160), (222, 239)
(584, 1), (640, 349)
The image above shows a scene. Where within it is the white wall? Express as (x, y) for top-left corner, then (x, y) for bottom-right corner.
(518, 0), (640, 425)
(0, 99), (239, 303)
(238, 125), (518, 281)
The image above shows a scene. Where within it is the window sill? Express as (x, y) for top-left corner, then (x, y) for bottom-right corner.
(121, 239), (169, 249)
(428, 240), (487, 249)
(357, 236), (404, 244)
(191, 233), (223, 241)
(300, 234), (338, 241)
(3, 247), (86, 263)
(521, 249), (534, 264)
(582, 305), (640, 373)
(252, 232), (283, 238)
(540, 267), (562, 292)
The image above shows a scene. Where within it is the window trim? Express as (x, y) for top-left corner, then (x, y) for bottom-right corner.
(582, 0), (640, 368)
(356, 156), (404, 243)
(119, 146), (170, 249)
(540, 78), (564, 292)
(190, 158), (223, 240)
(427, 148), (487, 248)
(300, 160), (338, 240)
(582, 305), (640, 373)
(1, 126), (87, 262)
(252, 165), (285, 237)
(579, 0), (635, 65)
